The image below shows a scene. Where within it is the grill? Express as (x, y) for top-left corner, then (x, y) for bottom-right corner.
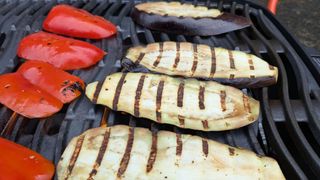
(0, 0), (319, 179)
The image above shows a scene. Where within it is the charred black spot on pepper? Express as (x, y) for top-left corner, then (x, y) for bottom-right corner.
(47, 42), (52, 45)
(61, 81), (83, 96)
(62, 80), (70, 86)
(40, 97), (45, 103)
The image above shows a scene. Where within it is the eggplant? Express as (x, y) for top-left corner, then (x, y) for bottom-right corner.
(131, 2), (252, 36)
(122, 41), (278, 88)
(57, 125), (285, 180)
(86, 72), (260, 131)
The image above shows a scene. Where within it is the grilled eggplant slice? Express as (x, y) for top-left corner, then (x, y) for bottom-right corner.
(57, 125), (285, 180)
(122, 42), (278, 88)
(86, 72), (260, 131)
(131, 2), (251, 36)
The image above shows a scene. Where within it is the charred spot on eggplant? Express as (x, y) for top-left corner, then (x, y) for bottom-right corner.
(131, 2), (251, 36)
(122, 41), (278, 89)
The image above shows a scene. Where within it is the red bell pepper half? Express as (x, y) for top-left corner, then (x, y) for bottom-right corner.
(0, 137), (54, 180)
(0, 73), (63, 118)
(18, 61), (85, 103)
(43, 4), (117, 39)
(17, 31), (106, 70)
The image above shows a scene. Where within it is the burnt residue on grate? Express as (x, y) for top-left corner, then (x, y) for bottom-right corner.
(0, 1), (319, 179)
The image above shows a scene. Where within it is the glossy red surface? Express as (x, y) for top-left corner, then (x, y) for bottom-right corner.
(0, 73), (63, 118)
(43, 4), (117, 39)
(17, 31), (106, 70)
(0, 137), (55, 180)
(18, 61), (85, 103)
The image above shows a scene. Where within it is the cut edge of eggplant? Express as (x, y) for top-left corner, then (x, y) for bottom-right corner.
(131, 6), (252, 36)
(122, 57), (277, 89)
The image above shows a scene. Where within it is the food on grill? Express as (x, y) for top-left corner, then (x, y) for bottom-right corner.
(122, 41), (278, 88)
(131, 2), (251, 36)
(57, 125), (285, 180)
(86, 72), (260, 131)
(0, 73), (62, 118)
(43, 4), (117, 39)
(17, 31), (106, 70)
(18, 61), (85, 103)
(0, 137), (55, 180)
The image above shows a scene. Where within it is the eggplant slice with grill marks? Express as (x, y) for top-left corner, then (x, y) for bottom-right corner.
(122, 41), (278, 88)
(57, 125), (285, 180)
(131, 2), (252, 36)
(86, 72), (260, 131)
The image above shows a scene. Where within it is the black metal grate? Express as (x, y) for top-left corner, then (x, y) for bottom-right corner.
(0, 0), (319, 179)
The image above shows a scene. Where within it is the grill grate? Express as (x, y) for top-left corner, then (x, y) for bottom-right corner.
(0, 0), (319, 179)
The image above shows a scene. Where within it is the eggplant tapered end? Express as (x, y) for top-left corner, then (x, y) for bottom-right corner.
(208, 12), (252, 35)
(122, 58), (151, 73)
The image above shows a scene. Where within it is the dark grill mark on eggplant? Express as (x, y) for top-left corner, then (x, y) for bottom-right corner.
(117, 128), (134, 177)
(178, 115), (185, 126)
(210, 47), (216, 77)
(176, 134), (182, 156)
(228, 50), (236, 69)
(156, 81), (165, 122)
(198, 86), (205, 109)
(134, 75), (146, 117)
(202, 139), (209, 157)
(191, 44), (198, 75)
(243, 94), (251, 113)
(229, 74), (235, 79)
(228, 147), (235, 156)
(177, 83), (184, 107)
(269, 65), (275, 70)
(65, 135), (85, 180)
(248, 54), (255, 70)
(173, 42), (180, 69)
(220, 90), (227, 112)
(202, 120), (209, 129)
(146, 131), (157, 173)
(153, 42), (163, 67)
(88, 129), (111, 179)
(250, 75), (255, 79)
(135, 53), (145, 65)
(113, 73), (127, 111)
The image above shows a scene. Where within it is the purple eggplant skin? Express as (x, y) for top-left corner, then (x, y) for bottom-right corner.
(122, 58), (277, 89)
(130, 7), (252, 36)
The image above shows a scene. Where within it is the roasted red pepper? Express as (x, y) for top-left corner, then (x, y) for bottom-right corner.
(0, 73), (63, 118)
(43, 4), (117, 39)
(0, 137), (54, 180)
(17, 31), (106, 70)
(18, 61), (85, 103)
